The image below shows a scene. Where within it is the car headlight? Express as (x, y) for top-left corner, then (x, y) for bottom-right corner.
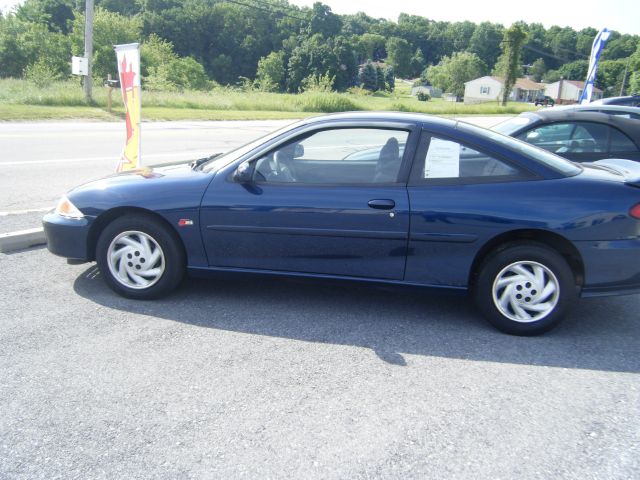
(55, 195), (84, 219)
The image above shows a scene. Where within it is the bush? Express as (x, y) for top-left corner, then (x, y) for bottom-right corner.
(347, 86), (373, 96)
(24, 58), (63, 87)
(142, 35), (210, 91)
(256, 51), (286, 92)
(416, 91), (430, 101)
(298, 91), (358, 112)
(300, 73), (335, 93)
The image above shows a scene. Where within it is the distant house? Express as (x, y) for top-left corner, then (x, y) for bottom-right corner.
(463, 76), (545, 104)
(544, 79), (603, 104)
(411, 85), (442, 98)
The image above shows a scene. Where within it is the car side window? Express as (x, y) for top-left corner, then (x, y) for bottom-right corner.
(410, 136), (526, 185)
(519, 122), (607, 153)
(253, 128), (410, 185)
(609, 128), (639, 153)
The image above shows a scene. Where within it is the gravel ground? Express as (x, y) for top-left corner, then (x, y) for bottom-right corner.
(1, 248), (639, 479)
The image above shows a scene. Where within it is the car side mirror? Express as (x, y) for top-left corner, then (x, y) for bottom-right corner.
(234, 161), (254, 183)
(294, 144), (304, 158)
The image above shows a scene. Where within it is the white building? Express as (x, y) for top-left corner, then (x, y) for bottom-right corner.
(463, 76), (545, 104)
(544, 79), (603, 103)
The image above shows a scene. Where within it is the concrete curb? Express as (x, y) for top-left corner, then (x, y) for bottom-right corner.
(0, 228), (46, 253)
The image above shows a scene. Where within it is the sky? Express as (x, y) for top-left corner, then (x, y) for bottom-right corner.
(1, 0), (638, 36)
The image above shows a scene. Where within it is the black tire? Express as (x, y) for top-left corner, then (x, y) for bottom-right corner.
(473, 242), (577, 335)
(96, 214), (185, 299)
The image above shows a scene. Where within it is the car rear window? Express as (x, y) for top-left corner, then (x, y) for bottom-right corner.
(457, 121), (582, 177)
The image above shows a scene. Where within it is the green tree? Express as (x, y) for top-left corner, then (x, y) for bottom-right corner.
(629, 42), (640, 93)
(547, 26), (577, 63)
(492, 52), (523, 78)
(307, 2), (341, 38)
(601, 32), (637, 61)
(16, 0), (74, 34)
(410, 48), (425, 78)
(0, 14), (70, 78)
(596, 59), (628, 95)
(426, 51), (486, 97)
(96, 0), (143, 16)
(356, 33), (385, 62)
(468, 22), (503, 69)
(141, 34), (209, 91)
(557, 59), (588, 80)
(358, 60), (377, 91)
(575, 27), (598, 58)
(384, 65), (395, 92)
(256, 50), (286, 92)
(498, 24), (527, 106)
(543, 69), (561, 83)
(376, 65), (385, 91)
(530, 58), (547, 82)
(385, 37), (412, 78)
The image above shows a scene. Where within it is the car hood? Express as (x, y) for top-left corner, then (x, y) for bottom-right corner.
(68, 162), (214, 215)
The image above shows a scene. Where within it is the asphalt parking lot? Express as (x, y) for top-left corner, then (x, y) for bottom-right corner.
(1, 247), (639, 479)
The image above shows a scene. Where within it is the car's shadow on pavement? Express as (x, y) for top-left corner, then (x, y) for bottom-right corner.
(74, 266), (640, 373)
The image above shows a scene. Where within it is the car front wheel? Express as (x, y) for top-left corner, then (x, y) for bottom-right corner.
(474, 243), (577, 335)
(96, 214), (185, 299)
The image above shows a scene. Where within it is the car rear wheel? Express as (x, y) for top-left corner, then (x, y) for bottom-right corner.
(474, 242), (577, 335)
(96, 215), (185, 299)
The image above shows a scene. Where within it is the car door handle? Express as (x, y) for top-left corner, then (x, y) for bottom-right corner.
(368, 199), (396, 210)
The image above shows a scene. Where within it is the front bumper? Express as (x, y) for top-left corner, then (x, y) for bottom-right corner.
(576, 238), (640, 297)
(42, 212), (93, 261)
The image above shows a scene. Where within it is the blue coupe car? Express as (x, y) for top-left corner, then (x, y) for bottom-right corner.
(43, 112), (640, 335)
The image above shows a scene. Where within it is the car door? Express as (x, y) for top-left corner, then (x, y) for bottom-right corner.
(405, 131), (535, 287)
(199, 124), (419, 280)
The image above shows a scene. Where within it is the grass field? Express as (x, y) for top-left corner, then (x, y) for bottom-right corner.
(0, 78), (537, 121)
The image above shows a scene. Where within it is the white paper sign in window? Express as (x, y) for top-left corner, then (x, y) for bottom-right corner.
(424, 138), (460, 178)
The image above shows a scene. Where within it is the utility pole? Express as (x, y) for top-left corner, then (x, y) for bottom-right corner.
(83, 0), (94, 103)
(619, 56), (631, 96)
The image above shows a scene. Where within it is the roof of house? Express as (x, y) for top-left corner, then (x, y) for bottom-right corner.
(465, 76), (544, 90)
(562, 79), (603, 93)
(489, 76), (545, 90)
(514, 77), (545, 91)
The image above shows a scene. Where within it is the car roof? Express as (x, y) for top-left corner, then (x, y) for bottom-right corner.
(554, 104), (640, 115)
(297, 111), (458, 129)
(590, 95), (640, 106)
(521, 109), (640, 132)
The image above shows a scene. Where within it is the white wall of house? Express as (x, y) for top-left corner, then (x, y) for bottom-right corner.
(544, 81), (603, 102)
(544, 81), (581, 101)
(464, 76), (502, 104)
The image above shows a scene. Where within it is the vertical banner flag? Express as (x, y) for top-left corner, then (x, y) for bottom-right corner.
(114, 43), (141, 172)
(579, 28), (611, 104)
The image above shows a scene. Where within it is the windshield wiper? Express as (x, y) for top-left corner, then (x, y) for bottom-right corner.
(190, 152), (222, 170)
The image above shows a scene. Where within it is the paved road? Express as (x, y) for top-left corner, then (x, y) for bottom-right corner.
(1, 248), (639, 478)
(0, 116), (511, 232)
(0, 120), (289, 214)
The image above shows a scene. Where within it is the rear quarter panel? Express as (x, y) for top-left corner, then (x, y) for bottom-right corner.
(406, 172), (640, 288)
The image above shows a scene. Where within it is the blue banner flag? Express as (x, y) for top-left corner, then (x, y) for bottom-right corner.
(579, 28), (611, 104)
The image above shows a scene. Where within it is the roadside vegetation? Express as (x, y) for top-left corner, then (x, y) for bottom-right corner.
(0, 78), (537, 121)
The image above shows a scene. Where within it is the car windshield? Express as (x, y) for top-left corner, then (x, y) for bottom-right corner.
(458, 121), (582, 176)
(201, 120), (305, 173)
